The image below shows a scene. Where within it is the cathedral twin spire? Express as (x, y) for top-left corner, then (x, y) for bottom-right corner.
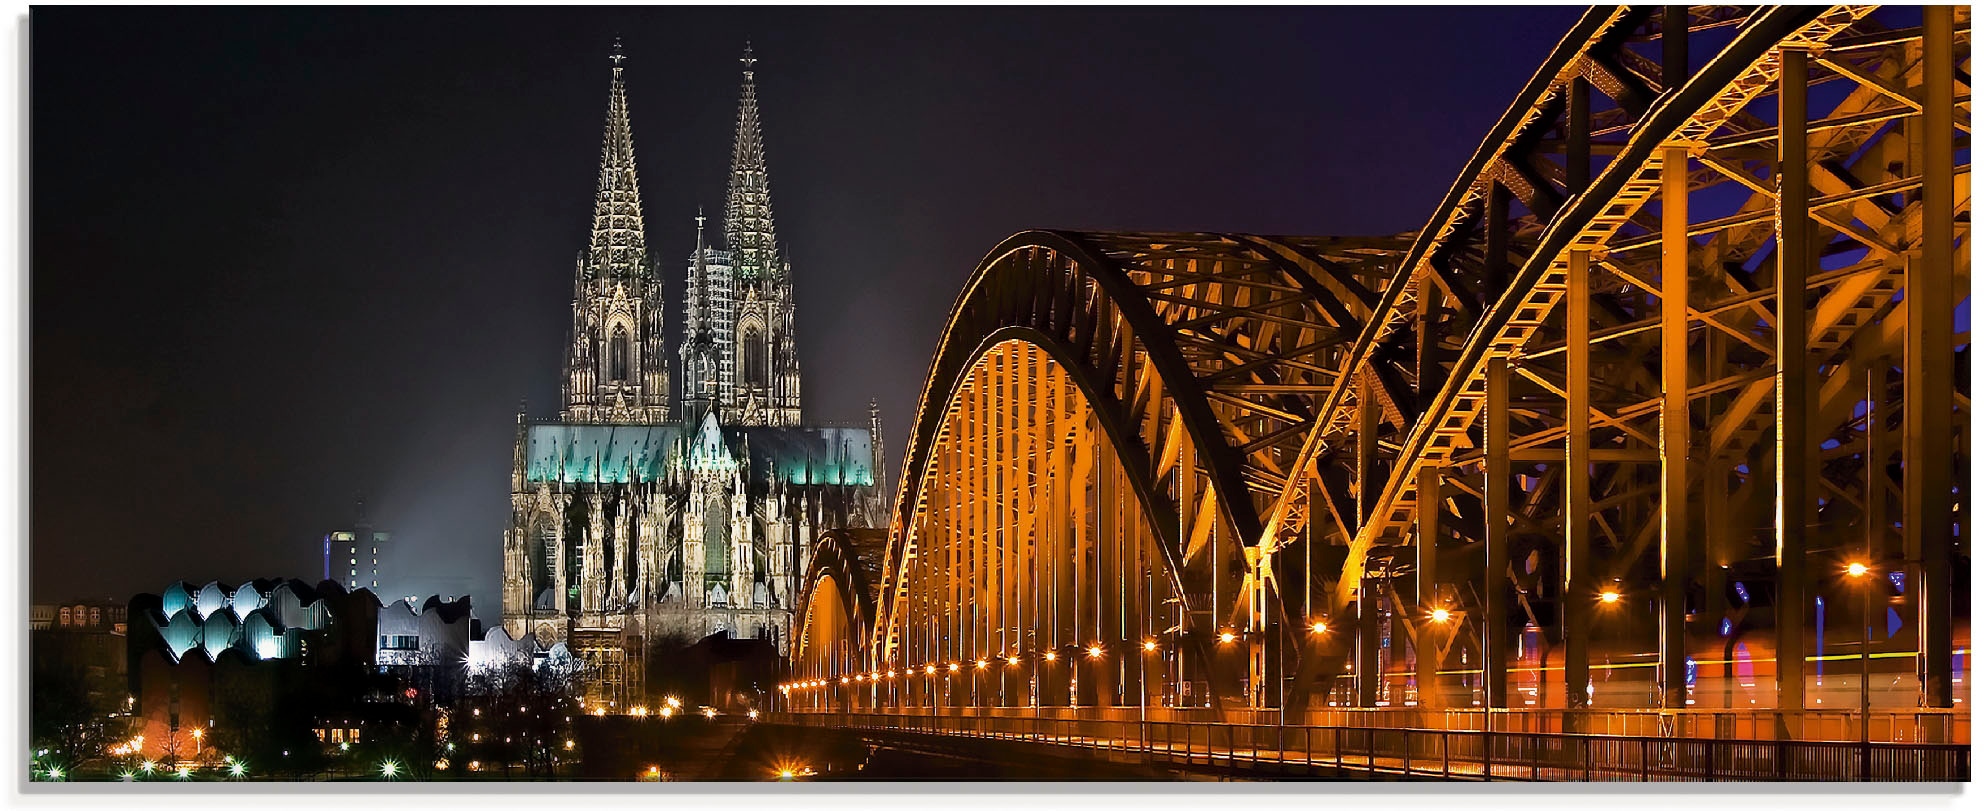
(681, 42), (802, 427)
(588, 38), (648, 282)
(560, 38), (667, 424)
(725, 43), (781, 286)
(563, 39), (801, 427)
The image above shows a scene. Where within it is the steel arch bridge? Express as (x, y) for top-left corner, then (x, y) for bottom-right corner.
(787, 5), (1970, 766)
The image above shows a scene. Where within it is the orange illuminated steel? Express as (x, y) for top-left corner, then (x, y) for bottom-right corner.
(787, 6), (1969, 734)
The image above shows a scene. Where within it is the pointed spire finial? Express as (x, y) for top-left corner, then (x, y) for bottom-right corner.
(611, 37), (626, 72)
(695, 206), (706, 234)
(741, 41), (756, 74)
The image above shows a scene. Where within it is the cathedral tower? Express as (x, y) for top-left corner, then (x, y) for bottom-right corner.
(682, 44), (802, 426)
(562, 40), (670, 424)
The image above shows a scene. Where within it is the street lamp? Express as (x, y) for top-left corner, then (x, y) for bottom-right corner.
(1847, 561), (1874, 744)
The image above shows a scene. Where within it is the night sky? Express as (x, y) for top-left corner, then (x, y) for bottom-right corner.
(31, 6), (1583, 606)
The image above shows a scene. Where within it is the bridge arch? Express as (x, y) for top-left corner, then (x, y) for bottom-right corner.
(843, 231), (1404, 711)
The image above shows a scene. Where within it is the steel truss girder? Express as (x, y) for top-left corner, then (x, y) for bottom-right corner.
(858, 231), (1410, 683)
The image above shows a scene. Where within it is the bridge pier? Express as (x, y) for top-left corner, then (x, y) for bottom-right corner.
(1774, 43), (1810, 740)
(1356, 576), (1381, 707)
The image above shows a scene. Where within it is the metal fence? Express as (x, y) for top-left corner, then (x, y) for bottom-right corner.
(819, 704), (1970, 744)
(776, 711), (1969, 781)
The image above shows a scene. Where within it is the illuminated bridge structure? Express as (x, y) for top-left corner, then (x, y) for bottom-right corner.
(784, 5), (1971, 780)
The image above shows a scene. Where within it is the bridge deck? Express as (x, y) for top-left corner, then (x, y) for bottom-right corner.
(779, 712), (1970, 781)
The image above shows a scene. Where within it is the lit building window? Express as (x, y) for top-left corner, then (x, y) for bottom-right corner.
(91, 608), (101, 625)
(58, 607), (70, 626)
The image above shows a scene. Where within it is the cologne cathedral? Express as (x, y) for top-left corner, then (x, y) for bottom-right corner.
(500, 43), (885, 705)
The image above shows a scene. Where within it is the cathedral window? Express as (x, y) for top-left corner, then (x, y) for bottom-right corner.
(741, 326), (767, 386)
(609, 326), (630, 381)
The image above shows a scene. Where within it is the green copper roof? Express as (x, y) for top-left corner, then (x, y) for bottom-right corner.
(524, 423), (874, 487)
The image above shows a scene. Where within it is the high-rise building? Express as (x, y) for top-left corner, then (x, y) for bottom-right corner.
(500, 42), (885, 708)
(323, 499), (388, 592)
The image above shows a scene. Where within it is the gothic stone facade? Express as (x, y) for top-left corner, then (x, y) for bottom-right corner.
(500, 44), (884, 706)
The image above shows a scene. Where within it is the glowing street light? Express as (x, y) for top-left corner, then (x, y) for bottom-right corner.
(1846, 560), (1876, 744)
(1310, 621), (1329, 635)
(1598, 591), (1621, 604)
(380, 759), (400, 779)
(975, 659), (988, 670)
(1218, 631), (1237, 644)
(1043, 650), (1057, 662)
(1143, 640), (1158, 652)
(1087, 645), (1104, 659)
(1429, 608), (1451, 623)
(948, 662), (960, 672)
(925, 664), (937, 675)
(1006, 656), (1020, 667)
(748, 710), (760, 720)
(227, 761), (245, 779)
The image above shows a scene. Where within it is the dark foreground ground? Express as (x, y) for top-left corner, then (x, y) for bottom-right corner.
(571, 717), (1176, 781)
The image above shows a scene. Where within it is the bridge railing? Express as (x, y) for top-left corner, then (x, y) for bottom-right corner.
(774, 711), (1970, 781)
(814, 704), (1968, 744)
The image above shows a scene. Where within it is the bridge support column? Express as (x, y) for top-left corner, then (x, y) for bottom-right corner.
(1415, 466), (1444, 710)
(1356, 575), (1380, 707)
(1909, 5), (1957, 744)
(1484, 355), (1511, 712)
(1565, 247), (1592, 719)
(1774, 47), (1810, 737)
(1095, 436), (1122, 708)
(1660, 144), (1691, 714)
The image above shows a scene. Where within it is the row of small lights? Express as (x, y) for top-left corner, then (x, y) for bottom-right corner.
(781, 625), (1332, 693)
(782, 571), (1912, 694)
(777, 599), (1673, 693)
